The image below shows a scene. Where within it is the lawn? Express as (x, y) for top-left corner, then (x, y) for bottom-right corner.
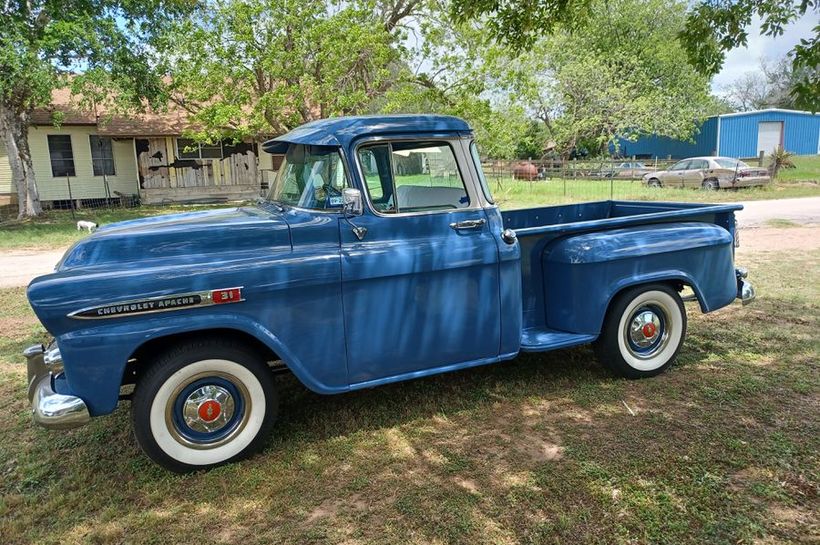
(0, 204), (226, 250)
(777, 154), (820, 183)
(0, 243), (817, 544)
(2, 176), (819, 251)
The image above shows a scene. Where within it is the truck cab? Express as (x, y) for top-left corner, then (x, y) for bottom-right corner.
(25, 115), (754, 472)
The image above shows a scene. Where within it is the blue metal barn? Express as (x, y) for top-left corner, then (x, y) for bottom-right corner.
(615, 109), (820, 159)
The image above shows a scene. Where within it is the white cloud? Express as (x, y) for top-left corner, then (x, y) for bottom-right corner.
(712, 12), (817, 92)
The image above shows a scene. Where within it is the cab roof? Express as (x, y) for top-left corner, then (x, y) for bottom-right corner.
(261, 114), (472, 154)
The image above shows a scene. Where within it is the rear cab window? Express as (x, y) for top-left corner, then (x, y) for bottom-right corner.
(356, 141), (471, 214)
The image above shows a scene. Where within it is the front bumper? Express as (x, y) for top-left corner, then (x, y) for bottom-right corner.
(736, 267), (756, 305)
(24, 344), (90, 430)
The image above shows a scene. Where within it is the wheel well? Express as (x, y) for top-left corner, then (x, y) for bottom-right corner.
(608, 279), (699, 314)
(123, 329), (281, 386)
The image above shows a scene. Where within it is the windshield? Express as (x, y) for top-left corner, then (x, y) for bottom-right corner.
(266, 144), (347, 210)
(714, 158), (749, 169)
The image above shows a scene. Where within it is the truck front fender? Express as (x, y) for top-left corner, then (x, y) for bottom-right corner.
(54, 311), (350, 416)
(542, 222), (736, 335)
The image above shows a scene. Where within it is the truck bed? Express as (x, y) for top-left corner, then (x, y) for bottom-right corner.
(503, 200), (742, 351)
(502, 200), (741, 234)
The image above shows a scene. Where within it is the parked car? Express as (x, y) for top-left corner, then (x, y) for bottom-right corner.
(598, 161), (656, 179)
(24, 115), (755, 472)
(643, 157), (770, 189)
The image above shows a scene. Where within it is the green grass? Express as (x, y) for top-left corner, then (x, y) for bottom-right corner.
(0, 246), (818, 544)
(3, 178), (819, 251)
(0, 204), (231, 250)
(492, 177), (820, 210)
(776, 154), (820, 183)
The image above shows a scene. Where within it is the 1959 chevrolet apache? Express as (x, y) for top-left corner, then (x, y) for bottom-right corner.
(24, 115), (755, 472)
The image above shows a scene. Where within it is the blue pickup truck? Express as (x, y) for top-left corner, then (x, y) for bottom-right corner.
(25, 115), (755, 472)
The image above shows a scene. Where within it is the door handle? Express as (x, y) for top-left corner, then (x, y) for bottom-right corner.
(450, 218), (486, 231)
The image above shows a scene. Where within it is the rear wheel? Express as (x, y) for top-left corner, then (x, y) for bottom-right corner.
(131, 338), (278, 473)
(594, 284), (687, 379)
(702, 178), (719, 191)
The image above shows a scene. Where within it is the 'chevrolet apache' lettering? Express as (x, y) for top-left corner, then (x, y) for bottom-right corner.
(68, 289), (243, 319)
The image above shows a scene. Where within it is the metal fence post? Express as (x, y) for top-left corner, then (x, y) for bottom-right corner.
(65, 173), (76, 220)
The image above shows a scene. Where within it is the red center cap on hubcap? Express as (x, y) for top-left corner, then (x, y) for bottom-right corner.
(642, 323), (657, 338)
(198, 400), (222, 422)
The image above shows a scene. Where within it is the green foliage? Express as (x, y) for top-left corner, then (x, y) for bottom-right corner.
(450, 0), (820, 112)
(0, 0), (195, 115)
(767, 147), (796, 179)
(488, 0), (716, 156)
(159, 0), (407, 142)
(680, 1), (818, 111)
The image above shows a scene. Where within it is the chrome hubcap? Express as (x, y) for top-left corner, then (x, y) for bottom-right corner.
(181, 385), (235, 433)
(629, 310), (662, 348)
(624, 304), (670, 359)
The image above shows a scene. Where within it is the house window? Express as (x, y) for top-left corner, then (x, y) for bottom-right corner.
(47, 135), (76, 177)
(177, 138), (223, 160)
(89, 135), (116, 176)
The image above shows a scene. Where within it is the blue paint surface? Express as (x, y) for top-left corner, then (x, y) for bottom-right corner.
(27, 116), (747, 417)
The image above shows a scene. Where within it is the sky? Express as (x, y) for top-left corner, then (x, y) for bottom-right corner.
(712, 12), (818, 92)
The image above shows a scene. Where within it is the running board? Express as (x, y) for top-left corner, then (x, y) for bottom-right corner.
(520, 328), (597, 352)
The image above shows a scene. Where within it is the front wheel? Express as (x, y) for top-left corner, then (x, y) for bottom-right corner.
(647, 178), (662, 188)
(594, 284), (687, 379)
(131, 338), (278, 473)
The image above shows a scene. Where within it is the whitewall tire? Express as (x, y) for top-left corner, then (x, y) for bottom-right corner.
(132, 338), (278, 472)
(594, 284), (687, 379)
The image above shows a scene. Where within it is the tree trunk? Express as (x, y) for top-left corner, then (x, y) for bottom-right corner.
(0, 105), (42, 219)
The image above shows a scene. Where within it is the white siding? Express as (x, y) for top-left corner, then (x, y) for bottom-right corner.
(28, 125), (139, 201)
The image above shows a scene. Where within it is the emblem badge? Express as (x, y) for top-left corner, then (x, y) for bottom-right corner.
(68, 287), (244, 319)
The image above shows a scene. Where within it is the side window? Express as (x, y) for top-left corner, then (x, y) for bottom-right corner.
(357, 141), (470, 214)
(691, 159), (708, 170)
(89, 135), (116, 176)
(470, 141), (494, 203)
(670, 160), (690, 171)
(48, 135), (76, 177)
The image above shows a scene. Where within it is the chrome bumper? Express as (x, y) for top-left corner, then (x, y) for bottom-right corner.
(24, 344), (90, 430)
(736, 267), (756, 306)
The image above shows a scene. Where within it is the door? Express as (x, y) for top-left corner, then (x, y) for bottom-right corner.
(340, 140), (501, 385)
(683, 158), (709, 187)
(757, 122), (783, 156)
(661, 160), (690, 187)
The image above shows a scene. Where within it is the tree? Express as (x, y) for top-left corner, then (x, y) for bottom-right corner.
(485, 0), (718, 156)
(450, 0), (820, 111)
(0, 1), (194, 219)
(159, 0), (423, 143)
(721, 55), (806, 111)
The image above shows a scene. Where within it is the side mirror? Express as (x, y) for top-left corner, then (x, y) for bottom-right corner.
(343, 188), (363, 216)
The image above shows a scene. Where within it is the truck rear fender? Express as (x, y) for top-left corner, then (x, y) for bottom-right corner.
(542, 222), (736, 336)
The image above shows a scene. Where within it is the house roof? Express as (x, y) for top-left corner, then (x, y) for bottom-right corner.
(262, 115), (472, 153)
(31, 87), (192, 137)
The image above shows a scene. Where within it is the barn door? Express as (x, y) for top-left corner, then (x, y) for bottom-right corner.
(757, 122), (783, 156)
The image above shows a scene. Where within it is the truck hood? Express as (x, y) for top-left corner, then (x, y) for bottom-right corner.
(57, 206), (291, 270)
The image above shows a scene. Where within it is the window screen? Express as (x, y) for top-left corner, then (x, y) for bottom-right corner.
(48, 135), (75, 177)
(89, 135), (115, 176)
